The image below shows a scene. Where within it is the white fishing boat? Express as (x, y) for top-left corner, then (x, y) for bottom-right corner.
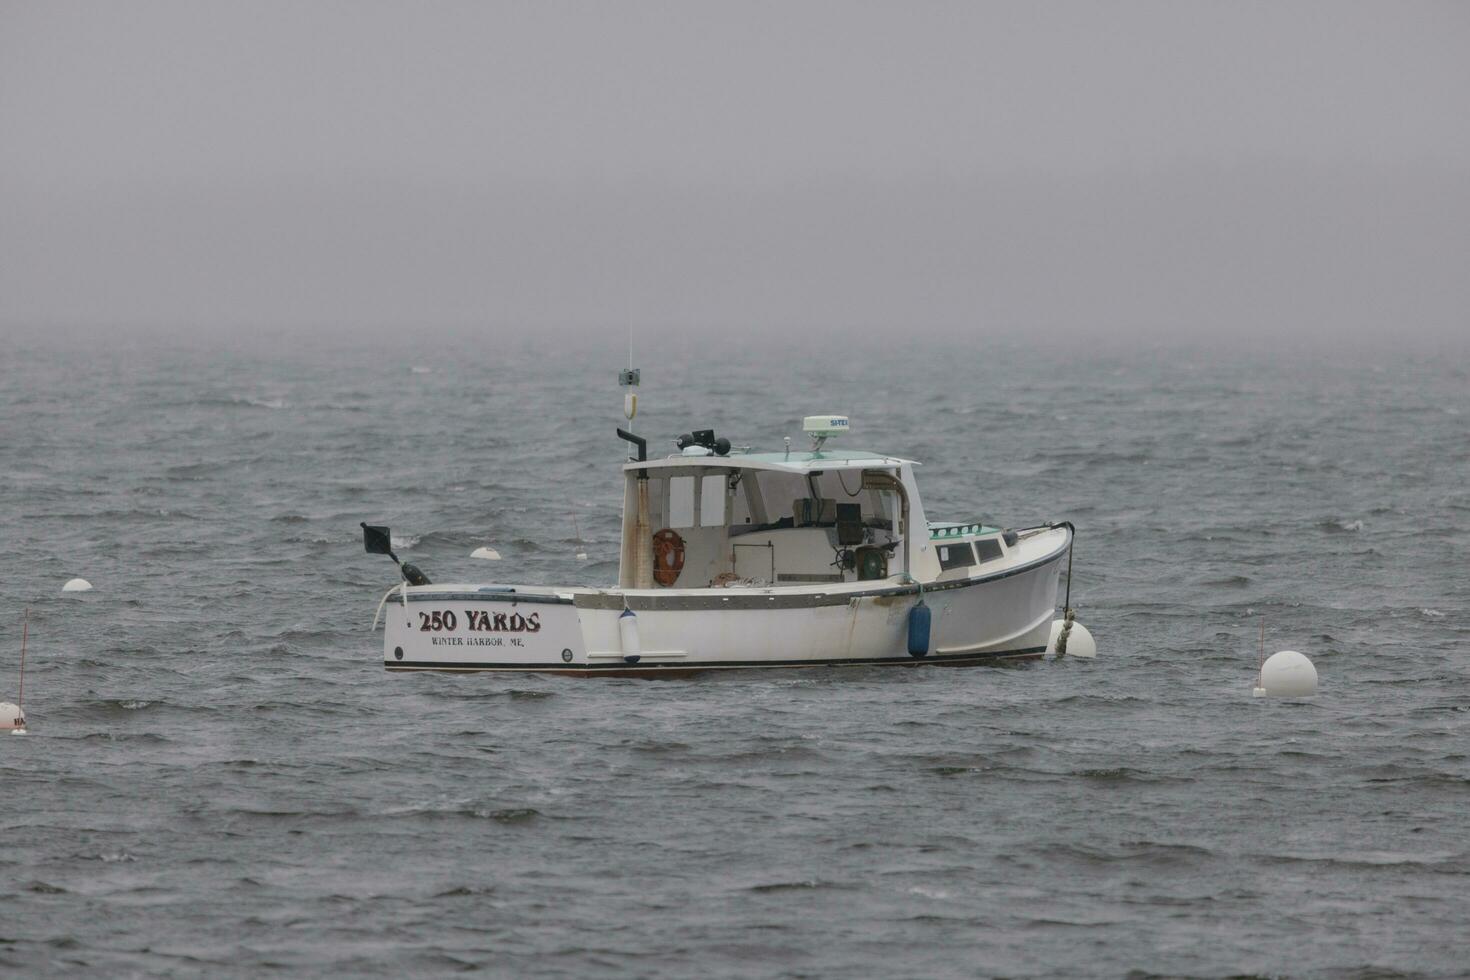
(365, 399), (1084, 676)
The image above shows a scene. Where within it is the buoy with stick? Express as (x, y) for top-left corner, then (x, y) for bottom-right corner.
(571, 511), (588, 561)
(2, 607), (29, 734)
(1253, 616), (1318, 698)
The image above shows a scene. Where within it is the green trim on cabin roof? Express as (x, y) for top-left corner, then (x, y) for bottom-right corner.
(734, 450), (901, 464)
(928, 523), (1001, 539)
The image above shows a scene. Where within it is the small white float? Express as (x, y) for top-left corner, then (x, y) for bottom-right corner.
(62, 577), (92, 592)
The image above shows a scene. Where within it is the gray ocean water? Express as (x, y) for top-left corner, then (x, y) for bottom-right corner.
(2, 329), (1467, 977)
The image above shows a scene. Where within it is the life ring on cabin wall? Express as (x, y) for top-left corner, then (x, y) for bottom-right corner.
(651, 528), (686, 586)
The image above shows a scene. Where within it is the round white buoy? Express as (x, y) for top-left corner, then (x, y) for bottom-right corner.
(1255, 650), (1317, 697)
(62, 577), (92, 592)
(469, 547), (501, 561)
(0, 702), (24, 732)
(1047, 618), (1096, 658)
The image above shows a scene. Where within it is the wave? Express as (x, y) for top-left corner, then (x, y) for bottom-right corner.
(748, 879), (848, 893)
(477, 807), (539, 824)
(1260, 850), (1463, 870)
(1046, 841), (1216, 866)
(1200, 574), (1251, 587)
(1069, 766), (1160, 782)
(179, 395), (288, 410)
(435, 884), (495, 897)
(26, 880), (68, 894)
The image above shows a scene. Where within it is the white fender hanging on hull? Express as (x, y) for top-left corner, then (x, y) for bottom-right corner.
(618, 608), (641, 664)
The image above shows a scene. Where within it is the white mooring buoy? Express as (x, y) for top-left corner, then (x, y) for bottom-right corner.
(470, 547), (501, 561)
(1253, 650), (1318, 698)
(62, 577), (92, 592)
(1047, 617), (1096, 658)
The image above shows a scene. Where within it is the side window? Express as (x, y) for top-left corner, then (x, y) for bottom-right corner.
(974, 538), (1004, 563)
(938, 543), (975, 570)
(700, 474), (726, 526)
(668, 476), (696, 528)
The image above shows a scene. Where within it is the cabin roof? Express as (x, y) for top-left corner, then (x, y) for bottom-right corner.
(623, 449), (916, 475)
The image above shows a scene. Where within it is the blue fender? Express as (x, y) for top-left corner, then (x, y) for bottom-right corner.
(907, 600), (931, 658)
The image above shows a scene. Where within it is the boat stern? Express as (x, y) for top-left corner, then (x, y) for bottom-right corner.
(381, 586), (589, 672)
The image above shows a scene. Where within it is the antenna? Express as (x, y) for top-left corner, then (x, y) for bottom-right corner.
(3, 606), (29, 733)
(571, 510), (589, 561)
(1259, 617), (1265, 688)
(1251, 615), (1268, 697)
(19, 606), (27, 713)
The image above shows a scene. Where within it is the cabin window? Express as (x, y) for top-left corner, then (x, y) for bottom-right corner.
(868, 490), (892, 523)
(668, 476), (696, 528)
(937, 543), (975, 570)
(740, 474), (767, 524)
(700, 474), (726, 526)
(975, 538), (1004, 563)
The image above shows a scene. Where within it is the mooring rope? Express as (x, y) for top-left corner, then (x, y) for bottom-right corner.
(1054, 522), (1076, 656)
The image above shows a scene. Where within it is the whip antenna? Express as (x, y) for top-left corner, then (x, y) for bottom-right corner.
(1259, 617), (1265, 688)
(3, 607), (28, 732)
(18, 606), (26, 713)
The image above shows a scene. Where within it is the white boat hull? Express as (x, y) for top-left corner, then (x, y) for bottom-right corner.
(379, 528), (1069, 676)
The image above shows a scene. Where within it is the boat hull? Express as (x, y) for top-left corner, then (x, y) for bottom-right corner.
(379, 531), (1067, 676)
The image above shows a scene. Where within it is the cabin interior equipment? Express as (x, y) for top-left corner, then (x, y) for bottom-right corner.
(675, 429), (731, 456)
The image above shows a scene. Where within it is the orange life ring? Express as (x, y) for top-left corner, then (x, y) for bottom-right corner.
(651, 528), (685, 586)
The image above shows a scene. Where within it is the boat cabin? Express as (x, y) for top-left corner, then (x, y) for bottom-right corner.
(616, 448), (939, 589)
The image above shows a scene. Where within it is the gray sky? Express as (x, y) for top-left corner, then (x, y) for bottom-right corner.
(3, 1), (1467, 342)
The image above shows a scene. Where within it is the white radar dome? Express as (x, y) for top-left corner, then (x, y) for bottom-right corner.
(802, 415), (849, 437)
(1254, 650), (1318, 698)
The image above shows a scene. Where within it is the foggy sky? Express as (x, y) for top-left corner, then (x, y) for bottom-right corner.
(2, 1), (1467, 343)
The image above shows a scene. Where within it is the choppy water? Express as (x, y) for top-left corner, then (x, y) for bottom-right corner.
(2, 329), (1468, 977)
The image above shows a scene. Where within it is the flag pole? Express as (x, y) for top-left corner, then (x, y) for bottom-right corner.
(19, 606), (29, 712)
